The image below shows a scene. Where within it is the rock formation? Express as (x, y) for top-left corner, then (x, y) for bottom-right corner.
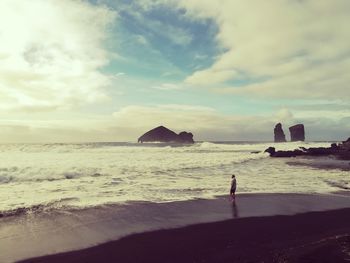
(264, 147), (304, 157)
(178, 131), (194, 143)
(274, 123), (286, 142)
(264, 147), (276, 156)
(340, 138), (350, 150)
(265, 138), (350, 160)
(138, 126), (194, 143)
(289, 124), (305, 141)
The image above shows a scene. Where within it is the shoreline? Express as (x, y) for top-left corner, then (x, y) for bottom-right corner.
(20, 208), (350, 263)
(285, 155), (350, 171)
(1, 192), (349, 262)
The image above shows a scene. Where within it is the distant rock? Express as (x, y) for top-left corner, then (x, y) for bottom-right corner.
(138, 126), (194, 143)
(289, 124), (305, 141)
(274, 123), (286, 142)
(178, 131), (194, 143)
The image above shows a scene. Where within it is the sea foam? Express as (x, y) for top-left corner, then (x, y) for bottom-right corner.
(0, 141), (347, 215)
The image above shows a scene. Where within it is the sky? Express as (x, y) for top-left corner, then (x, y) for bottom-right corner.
(0, 0), (349, 142)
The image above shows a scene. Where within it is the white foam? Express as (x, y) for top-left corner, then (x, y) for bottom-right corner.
(0, 141), (345, 213)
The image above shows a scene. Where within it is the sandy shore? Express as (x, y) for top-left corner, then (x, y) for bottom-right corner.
(286, 155), (350, 171)
(1, 192), (347, 263)
(20, 207), (350, 263)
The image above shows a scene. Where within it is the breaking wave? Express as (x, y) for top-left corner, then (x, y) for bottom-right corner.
(0, 141), (345, 215)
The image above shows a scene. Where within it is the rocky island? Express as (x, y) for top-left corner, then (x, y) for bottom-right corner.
(138, 126), (194, 144)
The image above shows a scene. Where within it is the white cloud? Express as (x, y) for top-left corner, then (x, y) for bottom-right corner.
(112, 104), (277, 141)
(0, 104), (348, 142)
(111, 72), (126, 80)
(0, 0), (116, 111)
(194, 54), (208, 60)
(274, 108), (294, 123)
(173, 0), (350, 100)
(151, 83), (183, 90)
(135, 35), (148, 45)
(118, 1), (193, 46)
(110, 105), (350, 141)
(112, 105), (220, 131)
(187, 69), (237, 85)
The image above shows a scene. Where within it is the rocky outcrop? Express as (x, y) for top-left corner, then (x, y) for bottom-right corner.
(274, 123), (286, 142)
(289, 124), (305, 141)
(178, 132), (194, 143)
(340, 138), (350, 150)
(264, 147), (304, 157)
(138, 126), (194, 143)
(264, 147), (276, 156)
(265, 139), (350, 160)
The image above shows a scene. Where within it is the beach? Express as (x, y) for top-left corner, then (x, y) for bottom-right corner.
(1, 0), (349, 260)
(0, 142), (349, 262)
(21, 207), (350, 263)
(1, 193), (349, 262)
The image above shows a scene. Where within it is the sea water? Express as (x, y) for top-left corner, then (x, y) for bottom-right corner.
(0, 141), (349, 215)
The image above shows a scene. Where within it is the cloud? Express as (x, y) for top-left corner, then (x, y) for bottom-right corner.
(194, 54), (208, 60)
(135, 35), (149, 45)
(172, 0), (350, 100)
(0, 0), (116, 111)
(110, 105), (350, 141)
(288, 102), (350, 112)
(112, 105), (219, 131)
(117, 1), (193, 47)
(187, 69), (237, 85)
(114, 104), (279, 141)
(151, 83), (183, 90)
(0, 104), (348, 142)
(274, 108), (294, 123)
(111, 104), (347, 141)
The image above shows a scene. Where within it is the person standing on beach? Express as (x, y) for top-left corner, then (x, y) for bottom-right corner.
(230, 174), (237, 200)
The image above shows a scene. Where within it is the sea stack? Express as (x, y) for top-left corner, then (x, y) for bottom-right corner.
(289, 124), (305, 142)
(274, 123), (286, 142)
(138, 126), (194, 143)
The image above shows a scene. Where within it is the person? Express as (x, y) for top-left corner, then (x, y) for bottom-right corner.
(230, 174), (237, 200)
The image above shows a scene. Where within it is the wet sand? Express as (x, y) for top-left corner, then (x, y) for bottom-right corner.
(2, 193), (348, 262)
(21, 207), (350, 263)
(286, 155), (350, 171)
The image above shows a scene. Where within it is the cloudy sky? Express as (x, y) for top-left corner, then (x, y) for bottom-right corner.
(0, 0), (349, 142)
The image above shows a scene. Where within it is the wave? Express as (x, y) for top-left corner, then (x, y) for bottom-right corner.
(0, 168), (108, 184)
(194, 141), (333, 153)
(324, 180), (350, 190)
(0, 197), (80, 218)
(0, 141), (333, 153)
(0, 141), (346, 214)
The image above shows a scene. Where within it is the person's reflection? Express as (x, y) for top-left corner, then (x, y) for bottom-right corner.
(231, 200), (239, 218)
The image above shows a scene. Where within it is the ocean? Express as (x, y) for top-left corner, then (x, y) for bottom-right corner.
(0, 141), (348, 216)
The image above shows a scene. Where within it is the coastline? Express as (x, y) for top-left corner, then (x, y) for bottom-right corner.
(2, 192), (349, 262)
(285, 155), (350, 171)
(20, 208), (350, 263)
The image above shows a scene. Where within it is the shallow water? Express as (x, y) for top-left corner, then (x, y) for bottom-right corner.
(0, 141), (349, 215)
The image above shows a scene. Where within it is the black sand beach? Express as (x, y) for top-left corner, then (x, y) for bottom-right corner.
(21, 208), (350, 263)
(4, 193), (347, 263)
